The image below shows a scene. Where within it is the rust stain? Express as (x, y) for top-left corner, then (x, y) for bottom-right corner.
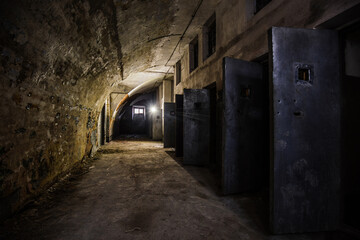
(110, 93), (129, 127)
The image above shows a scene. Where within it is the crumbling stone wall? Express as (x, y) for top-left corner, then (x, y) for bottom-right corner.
(0, 0), (122, 219)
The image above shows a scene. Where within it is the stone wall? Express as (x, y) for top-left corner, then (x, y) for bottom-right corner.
(174, 0), (360, 95)
(0, 0), (122, 219)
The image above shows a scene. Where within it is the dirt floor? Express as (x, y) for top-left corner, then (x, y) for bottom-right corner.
(1, 140), (359, 240)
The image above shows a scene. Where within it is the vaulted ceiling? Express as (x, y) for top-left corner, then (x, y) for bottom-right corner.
(114, 0), (219, 91)
(0, 0), (221, 215)
(0, 0), (220, 118)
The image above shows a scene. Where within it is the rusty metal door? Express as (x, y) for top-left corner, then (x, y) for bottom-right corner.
(183, 89), (210, 165)
(269, 27), (340, 234)
(164, 102), (176, 148)
(222, 57), (265, 195)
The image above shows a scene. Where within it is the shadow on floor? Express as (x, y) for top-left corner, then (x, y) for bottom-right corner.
(164, 150), (360, 239)
(165, 150), (270, 234)
(165, 150), (221, 194)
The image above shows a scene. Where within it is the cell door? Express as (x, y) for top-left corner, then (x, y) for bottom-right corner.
(269, 27), (341, 234)
(164, 102), (176, 148)
(222, 57), (265, 195)
(183, 89), (210, 165)
(175, 95), (184, 157)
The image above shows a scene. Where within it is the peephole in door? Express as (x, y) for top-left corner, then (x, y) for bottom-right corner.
(240, 86), (251, 98)
(298, 68), (310, 81)
(295, 63), (314, 85)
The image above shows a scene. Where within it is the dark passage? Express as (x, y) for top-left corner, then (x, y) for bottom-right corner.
(113, 92), (156, 139)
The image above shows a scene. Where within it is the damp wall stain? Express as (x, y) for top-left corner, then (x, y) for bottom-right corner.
(0, 0), (123, 220)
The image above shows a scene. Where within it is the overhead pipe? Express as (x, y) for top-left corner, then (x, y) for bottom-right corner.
(109, 78), (159, 138)
(150, 0), (204, 90)
(112, 0), (204, 117)
(112, 77), (159, 118)
(109, 0), (204, 139)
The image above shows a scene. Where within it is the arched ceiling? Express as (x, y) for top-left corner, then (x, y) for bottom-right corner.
(112, 0), (220, 92)
(0, 0), (220, 113)
(0, 1), (221, 202)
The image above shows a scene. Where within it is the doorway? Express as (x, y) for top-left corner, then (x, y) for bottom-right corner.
(113, 92), (155, 139)
(340, 21), (360, 231)
(204, 82), (217, 171)
(100, 104), (105, 145)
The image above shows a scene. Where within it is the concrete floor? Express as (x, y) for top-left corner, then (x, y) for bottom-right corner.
(1, 140), (358, 240)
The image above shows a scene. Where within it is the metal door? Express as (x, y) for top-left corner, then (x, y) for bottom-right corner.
(269, 27), (340, 234)
(183, 89), (210, 165)
(164, 102), (176, 148)
(222, 57), (265, 195)
(175, 95), (184, 157)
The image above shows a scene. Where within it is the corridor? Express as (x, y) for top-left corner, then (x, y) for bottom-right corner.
(1, 140), (355, 240)
(1, 0), (360, 236)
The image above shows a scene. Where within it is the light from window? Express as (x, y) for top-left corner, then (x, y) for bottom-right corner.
(134, 107), (145, 115)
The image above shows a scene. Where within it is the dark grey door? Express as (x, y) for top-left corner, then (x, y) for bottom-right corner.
(175, 95), (184, 157)
(222, 57), (265, 195)
(183, 89), (210, 165)
(269, 27), (340, 234)
(164, 102), (176, 148)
